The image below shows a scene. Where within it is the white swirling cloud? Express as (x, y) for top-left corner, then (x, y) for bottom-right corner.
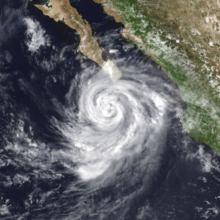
(51, 63), (184, 186)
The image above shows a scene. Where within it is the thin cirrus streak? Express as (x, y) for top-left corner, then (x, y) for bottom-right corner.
(51, 62), (184, 186)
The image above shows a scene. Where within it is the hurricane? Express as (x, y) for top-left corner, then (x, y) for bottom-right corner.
(2, 1), (220, 219)
(52, 64), (183, 184)
(36, 57), (186, 219)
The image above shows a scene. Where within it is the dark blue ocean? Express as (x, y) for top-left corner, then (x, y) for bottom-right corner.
(0, 0), (220, 219)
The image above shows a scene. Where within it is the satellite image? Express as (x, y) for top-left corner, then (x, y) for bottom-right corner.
(1, 0), (220, 219)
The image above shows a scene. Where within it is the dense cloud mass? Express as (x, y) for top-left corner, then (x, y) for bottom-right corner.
(53, 59), (184, 182)
(1, 0), (220, 220)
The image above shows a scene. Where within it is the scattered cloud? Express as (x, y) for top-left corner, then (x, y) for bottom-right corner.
(24, 18), (50, 52)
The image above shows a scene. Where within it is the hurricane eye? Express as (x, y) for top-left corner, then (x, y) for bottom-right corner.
(54, 73), (170, 183)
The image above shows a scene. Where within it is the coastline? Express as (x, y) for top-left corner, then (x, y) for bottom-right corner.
(29, 0), (122, 81)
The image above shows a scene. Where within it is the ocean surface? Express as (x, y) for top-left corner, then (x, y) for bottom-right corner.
(0, 0), (220, 219)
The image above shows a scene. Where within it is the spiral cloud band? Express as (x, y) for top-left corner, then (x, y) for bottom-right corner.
(52, 63), (184, 185)
(2, 2), (220, 218)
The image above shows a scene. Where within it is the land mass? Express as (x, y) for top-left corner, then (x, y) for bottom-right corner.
(93, 0), (220, 154)
(29, 0), (122, 82)
(31, 0), (220, 154)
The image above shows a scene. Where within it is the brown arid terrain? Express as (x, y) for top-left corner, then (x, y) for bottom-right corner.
(92, 0), (220, 153)
(29, 0), (122, 82)
(143, 0), (220, 74)
(95, 0), (220, 76)
(29, 0), (220, 153)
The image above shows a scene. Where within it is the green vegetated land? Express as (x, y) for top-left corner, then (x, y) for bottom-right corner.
(45, 0), (52, 9)
(98, 0), (220, 153)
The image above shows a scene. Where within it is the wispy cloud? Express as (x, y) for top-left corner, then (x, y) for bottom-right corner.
(24, 17), (50, 52)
